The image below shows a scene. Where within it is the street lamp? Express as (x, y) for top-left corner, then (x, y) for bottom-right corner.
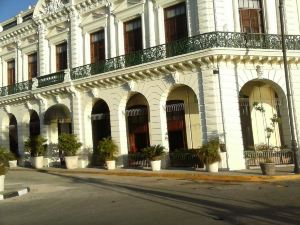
(279, 0), (300, 174)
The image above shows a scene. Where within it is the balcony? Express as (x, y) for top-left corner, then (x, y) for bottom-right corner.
(1, 32), (300, 97)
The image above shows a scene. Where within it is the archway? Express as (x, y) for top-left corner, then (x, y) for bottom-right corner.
(91, 99), (111, 151)
(44, 104), (72, 138)
(239, 80), (287, 150)
(29, 110), (40, 137)
(166, 85), (201, 151)
(9, 114), (19, 157)
(126, 93), (150, 153)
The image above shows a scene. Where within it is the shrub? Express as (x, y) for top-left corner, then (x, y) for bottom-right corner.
(0, 146), (15, 166)
(0, 164), (6, 175)
(197, 139), (221, 164)
(97, 138), (118, 161)
(58, 134), (82, 156)
(142, 145), (166, 161)
(24, 135), (47, 157)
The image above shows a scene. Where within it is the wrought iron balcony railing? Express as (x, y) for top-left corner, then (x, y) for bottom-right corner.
(2, 32), (300, 97)
(70, 32), (300, 80)
(0, 80), (33, 96)
(37, 71), (65, 88)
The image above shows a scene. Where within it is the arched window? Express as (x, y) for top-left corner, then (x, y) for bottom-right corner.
(239, 0), (264, 33)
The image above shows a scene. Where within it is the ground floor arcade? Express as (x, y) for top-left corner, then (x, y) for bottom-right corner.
(0, 62), (299, 170)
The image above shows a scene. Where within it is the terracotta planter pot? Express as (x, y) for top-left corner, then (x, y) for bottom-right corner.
(106, 160), (116, 170)
(65, 156), (78, 169)
(32, 156), (44, 169)
(150, 160), (161, 171)
(260, 162), (276, 175)
(206, 162), (219, 173)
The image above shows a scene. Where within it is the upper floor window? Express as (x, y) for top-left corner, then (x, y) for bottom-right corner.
(239, 0), (264, 33)
(7, 60), (15, 86)
(28, 52), (37, 80)
(164, 2), (188, 43)
(90, 30), (105, 64)
(124, 17), (142, 54)
(56, 42), (67, 71)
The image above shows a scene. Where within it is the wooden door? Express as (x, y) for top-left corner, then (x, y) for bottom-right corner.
(7, 60), (15, 86)
(90, 30), (105, 64)
(28, 52), (37, 80)
(124, 17), (142, 54)
(164, 2), (188, 43)
(56, 42), (67, 71)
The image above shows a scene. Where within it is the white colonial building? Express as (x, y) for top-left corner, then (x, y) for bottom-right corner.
(1, 0), (300, 170)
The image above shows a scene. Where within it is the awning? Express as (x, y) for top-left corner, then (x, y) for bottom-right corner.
(166, 103), (184, 112)
(126, 108), (147, 117)
(44, 104), (71, 125)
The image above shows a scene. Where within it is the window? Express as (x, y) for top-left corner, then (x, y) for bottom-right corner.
(124, 17), (142, 54)
(28, 52), (37, 80)
(7, 60), (15, 86)
(239, 0), (264, 33)
(90, 30), (105, 64)
(56, 42), (68, 71)
(164, 2), (188, 43)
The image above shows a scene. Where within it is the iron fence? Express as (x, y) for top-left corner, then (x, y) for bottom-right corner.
(37, 71), (65, 88)
(244, 150), (293, 167)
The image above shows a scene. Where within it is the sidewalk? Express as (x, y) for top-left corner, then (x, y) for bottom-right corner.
(8, 165), (300, 183)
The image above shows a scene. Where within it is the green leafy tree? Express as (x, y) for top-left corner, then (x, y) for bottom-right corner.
(97, 138), (118, 161)
(58, 134), (82, 156)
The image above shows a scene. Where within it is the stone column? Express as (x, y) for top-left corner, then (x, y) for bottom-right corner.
(155, 4), (165, 45)
(16, 41), (23, 83)
(265, 0), (278, 34)
(69, 89), (83, 143)
(145, 0), (156, 47)
(232, 0), (240, 32)
(38, 23), (49, 76)
(69, 7), (82, 68)
(116, 19), (124, 56)
(108, 5), (116, 58)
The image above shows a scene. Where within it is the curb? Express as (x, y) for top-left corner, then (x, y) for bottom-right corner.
(9, 167), (300, 183)
(0, 187), (30, 201)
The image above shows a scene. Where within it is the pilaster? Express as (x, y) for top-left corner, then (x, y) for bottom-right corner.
(0, 57), (2, 87)
(155, 4), (165, 45)
(265, 0), (278, 34)
(218, 65), (246, 170)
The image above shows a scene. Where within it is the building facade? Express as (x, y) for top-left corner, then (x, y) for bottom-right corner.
(1, 0), (300, 170)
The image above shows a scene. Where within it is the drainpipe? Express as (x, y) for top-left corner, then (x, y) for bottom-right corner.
(215, 66), (229, 169)
(212, 0), (218, 31)
(279, 0), (300, 173)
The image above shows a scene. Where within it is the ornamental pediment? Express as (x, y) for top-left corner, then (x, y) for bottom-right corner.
(34, 0), (69, 18)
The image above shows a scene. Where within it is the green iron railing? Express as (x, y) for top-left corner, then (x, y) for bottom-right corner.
(0, 80), (32, 96)
(2, 32), (300, 97)
(37, 71), (65, 88)
(71, 31), (300, 80)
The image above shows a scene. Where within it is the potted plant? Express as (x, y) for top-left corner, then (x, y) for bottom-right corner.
(97, 138), (118, 170)
(253, 102), (281, 175)
(58, 133), (82, 169)
(197, 139), (221, 173)
(25, 135), (47, 169)
(7, 151), (17, 168)
(142, 145), (166, 171)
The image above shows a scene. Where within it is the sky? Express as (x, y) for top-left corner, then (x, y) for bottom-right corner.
(0, 0), (38, 23)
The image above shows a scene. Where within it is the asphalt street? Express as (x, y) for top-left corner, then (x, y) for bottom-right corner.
(1, 170), (300, 225)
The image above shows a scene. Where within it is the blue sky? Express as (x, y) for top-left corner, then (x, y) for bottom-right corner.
(0, 0), (38, 23)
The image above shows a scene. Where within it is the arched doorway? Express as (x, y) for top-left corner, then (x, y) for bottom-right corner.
(44, 104), (72, 137)
(91, 100), (111, 151)
(239, 81), (286, 149)
(44, 104), (72, 166)
(9, 114), (19, 157)
(126, 93), (150, 153)
(166, 86), (201, 152)
(29, 110), (40, 137)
